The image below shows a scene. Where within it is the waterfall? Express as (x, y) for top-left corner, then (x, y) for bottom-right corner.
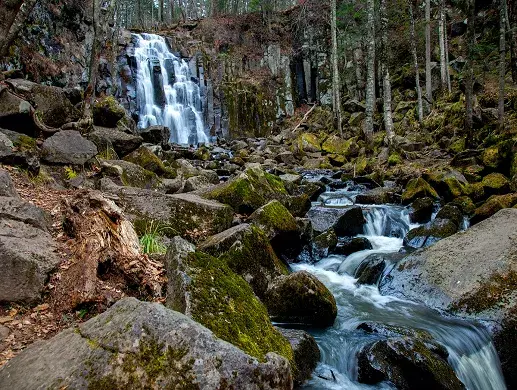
(132, 33), (209, 145)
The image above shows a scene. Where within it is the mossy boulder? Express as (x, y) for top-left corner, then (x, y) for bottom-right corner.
(462, 164), (484, 183)
(203, 165), (288, 214)
(464, 182), (486, 202)
(401, 178), (439, 205)
(481, 173), (510, 196)
(93, 96), (126, 128)
(89, 126), (143, 157)
(334, 236), (373, 256)
(388, 152), (402, 166)
(293, 133), (322, 154)
(0, 297), (294, 389)
(123, 146), (176, 178)
(313, 228), (338, 259)
(427, 170), (468, 201)
(101, 159), (161, 189)
(165, 239), (294, 364)
(265, 271), (337, 328)
(482, 145), (503, 170)
(409, 197), (435, 224)
(198, 224), (288, 299)
(471, 193), (517, 225)
(450, 196), (476, 215)
(322, 135), (358, 157)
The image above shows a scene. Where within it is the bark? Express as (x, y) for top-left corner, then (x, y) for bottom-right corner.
(354, 47), (365, 101)
(408, 0), (424, 122)
(380, 0), (394, 145)
(439, 0), (448, 91)
(160, 0), (164, 23)
(170, 0), (175, 22)
(465, 0), (476, 143)
(444, 9), (452, 92)
(330, 0), (342, 136)
(365, 0), (376, 142)
(0, 0), (38, 59)
(425, 0), (433, 107)
(499, 0), (507, 130)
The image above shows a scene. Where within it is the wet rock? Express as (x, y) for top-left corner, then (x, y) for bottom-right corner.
(165, 240), (294, 365)
(42, 130), (97, 165)
(89, 126), (143, 157)
(123, 146), (175, 178)
(409, 197), (435, 224)
(265, 271), (337, 328)
(0, 169), (18, 198)
(139, 125), (170, 146)
(0, 297), (293, 390)
(404, 217), (460, 249)
(333, 236), (373, 256)
(356, 187), (398, 205)
(277, 328), (320, 385)
(425, 170), (468, 201)
(471, 193), (517, 225)
(357, 336), (464, 390)
(100, 159), (161, 189)
(401, 178), (439, 205)
(380, 209), (517, 386)
(355, 253), (404, 285)
(313, 228), (338, 259)
(198, 224), (288, 299)
(203, 165), (288, 214)
(333, 206), (366, 237)
(100, 179), (233, 240)
(93, 96), (126, 128)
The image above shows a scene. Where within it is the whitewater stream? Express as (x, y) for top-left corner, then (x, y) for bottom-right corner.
(133, 33), (209, 145)
(294, 178), (506, 390)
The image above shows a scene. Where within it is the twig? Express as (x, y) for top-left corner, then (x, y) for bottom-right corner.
(292, 104), (317, 132)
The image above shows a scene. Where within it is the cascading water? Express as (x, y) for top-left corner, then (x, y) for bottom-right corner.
(294, 180), (506, 390)
(132, 33), (209, 145)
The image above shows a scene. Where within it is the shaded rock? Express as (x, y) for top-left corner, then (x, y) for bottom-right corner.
(277, 328), (320, 385)
(0, 169), (18, 198)
(333, 206), (366, 237)
(357, 336), (464, 390)
(198, 224), (288, 298)
(265, 271), (337, 327)
(123, 146), (175, 178)
(42, 130), (97, 165)
(203, 165), (288, 214)
(89, 126), (143, 157)
(481, 173), (510, 197)
(100, 180), (233, 240)
(471, 193), (517, 224)
(307, 205), (365, 235)
(379, 209), (517, 386)
(355, 252), (404, 285)
(401, 178), (439, 205)
(409, 197), (435, 224)
(0, 218), (59, 303)
(93, 96), (126, 128)
(165, 241), (294, 364)
(139, 125), (170, 146)
(425, 170), (468, 201)
(279, 173), (302, 194)
(313, 228), (338, 259)
(0, 88), (36, 136)
(450, 196), (476, 215)
(356, 187), (398, 205)
(333, 236), (373, 256)
(0, 131), (40, 173)
(291, 181), (326, 201)
(0, 297), (293, 389)
(404, 217), (460, 249)
(101, 159), (161, 189)
(276, 151), (296, 165)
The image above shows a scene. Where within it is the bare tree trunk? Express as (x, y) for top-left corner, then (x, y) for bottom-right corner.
(170, 0), (175, 22)
(0, 0), (38, 58)
(380, 0), (394, 145)
(408, 0), (424, 122)
(354, 46), (365, 101)
(507, 0), (517, 82)
(331, 0), (342, 136)
(425, 0), (433, 108)
(160, 0), (164, 23)
(364, 0), (376, 142)
(138, 0), (144, 27)
(444, 8), (452, 92)
(439, 0), (448, 91)
(465, 0), (476, 143)
(499, 0), (507, 130)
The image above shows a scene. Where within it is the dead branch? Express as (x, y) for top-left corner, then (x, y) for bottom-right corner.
(293, 104), (317, 132)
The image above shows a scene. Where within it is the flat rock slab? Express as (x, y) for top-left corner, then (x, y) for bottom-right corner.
(0, 298), (293, 389)
(42, 130), (98, 165)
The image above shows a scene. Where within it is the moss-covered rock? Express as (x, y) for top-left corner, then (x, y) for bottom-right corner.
(101, 159), (161, 189)
(482, 145), (503, 170)
(198, 224), (288, 299)
(166, 241), (294, 364)
(322, 135), (358, 158)
(401, 178), (439, 205)
(313, 228), (338, 259)
(471, 193), (517, 225)
(481, 173), (510, 196)
(462, 165), (484, 183)
(450, 196), (476, 215)
(409, 197), (435, 224)
(464, 182), (486, 202)
(425, 170), (468, 201)
(265, 271), (337, 328)
(249, 200), (298, 238)
(204, 165), (288, 214)
(123, 146), (176, 179)
(388, 152), (402, 166)
(93, 96), (126, 128)
(293, 133), (322, 154)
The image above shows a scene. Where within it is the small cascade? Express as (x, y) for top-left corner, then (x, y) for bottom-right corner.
(132, 33), (209, 145)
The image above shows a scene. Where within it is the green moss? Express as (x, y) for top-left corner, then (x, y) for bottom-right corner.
(482, 173), (510, 191)
(185, 252), (293, 364)
(250, 200), (298, 234)
(482, 146), (502, 169)
(123, 147), (176, 179)
(449, 138), (466, 154)
(322, 135), (357, 157)
(388, 153), (402, 166)
(451, 196), (476, 215)
(401, 178), (439, 204)
(13, 135), (37, 152)
(464, 182), (486, 202)
(473, 193), (517, 222)
(294, 133), (323, 154)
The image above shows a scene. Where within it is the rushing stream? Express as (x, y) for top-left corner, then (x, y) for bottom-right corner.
(293, 179), (506, 390)
(133, 33), (209, 145)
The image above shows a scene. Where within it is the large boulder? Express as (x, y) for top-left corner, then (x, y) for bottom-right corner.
(89, 126), (143, 157)
(203, 165), (288, 214)
(0, 87), (37, 135)
(307, 205), (365, 235)
(100, 159), (161, 189)
(100, 179), (233, 240)
(277, 328), (320, 385)
(93, 96), (126, 128)
(401, 178), (439, 205)
(42, 130), (98, 165)
(198, 224), (288, 298)
(0, 169), (18, 197)
(471, 193), (517, 224)
(123, 146), (176, 178)
(355, 187), (398, 205)
(481, 173), (510, 197)
(409, 197), (435, 224)
(139, 125), (171, 146)
(265, 271), (337, 328)
(0, 204), (59, 303)
(165, 238), (294, 365)
(379, 209), (517, 386)
(0, 298), (293, 389)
